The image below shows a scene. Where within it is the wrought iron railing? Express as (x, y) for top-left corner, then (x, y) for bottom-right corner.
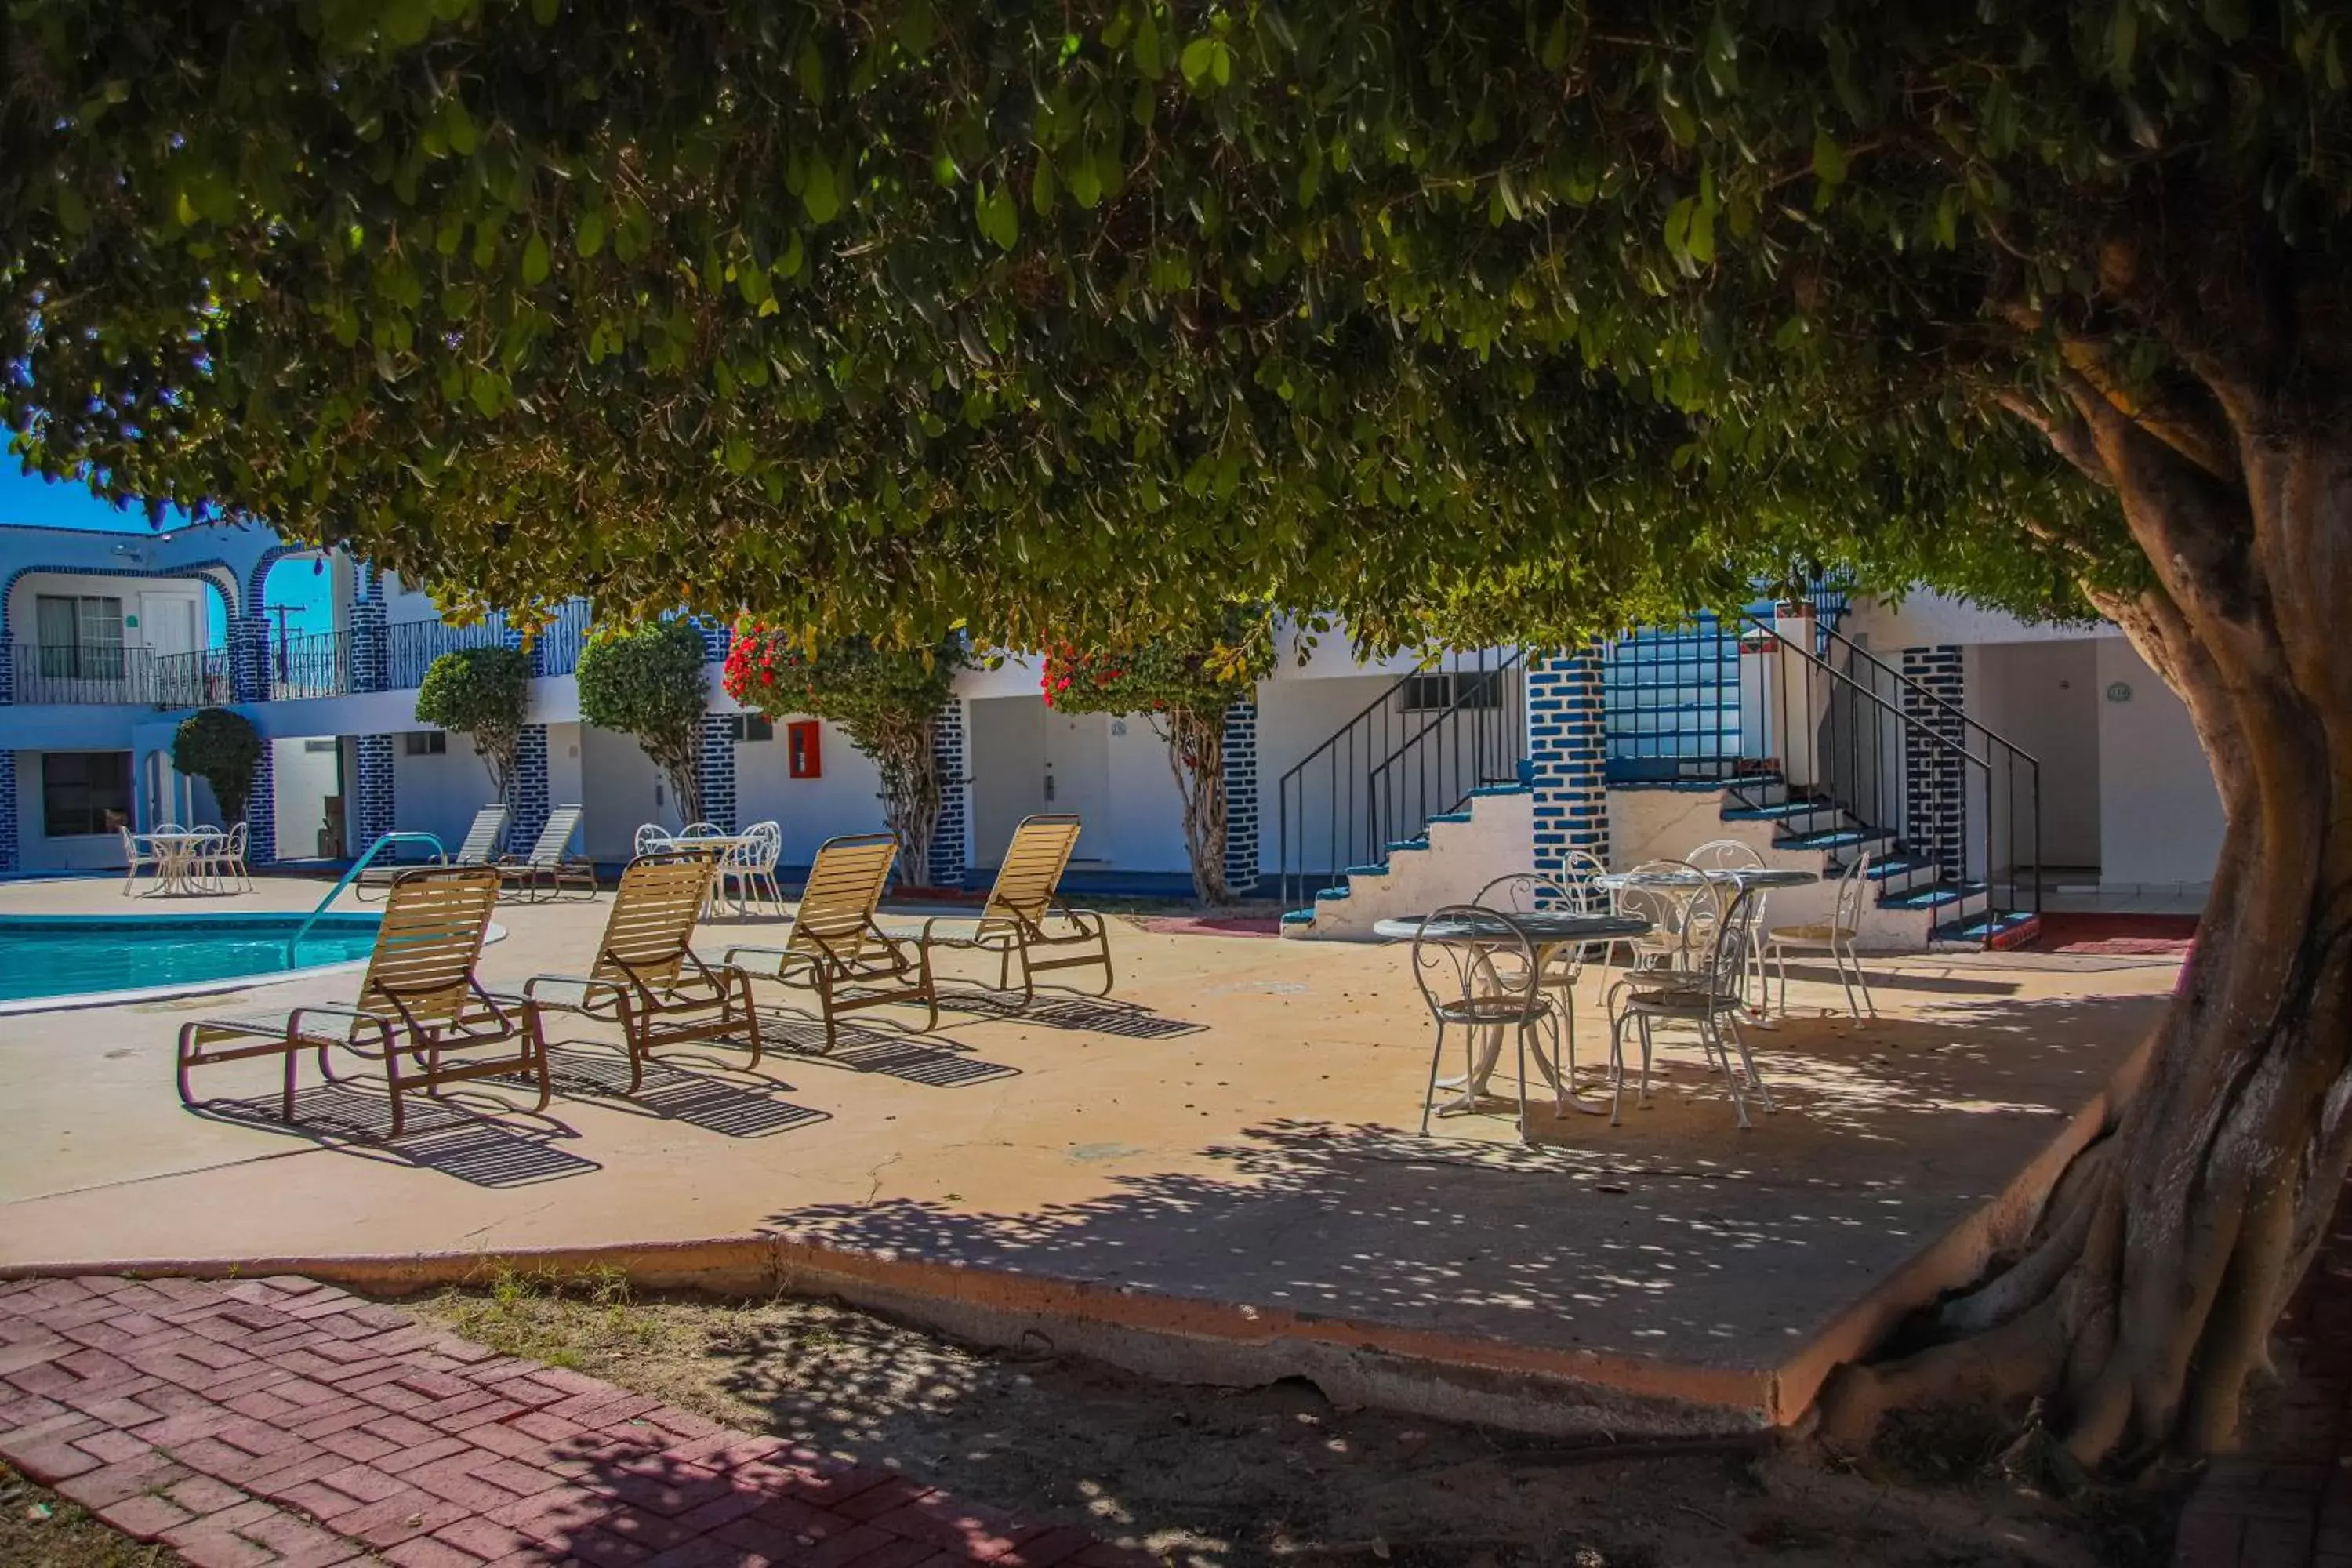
(1733, 615), (2042, 920)
(1277, 648), (1527, 912)
(263, 627), (354, 701)
(8, 641), (233, 707)
(532, 600), (594, 677)
(383, 616), (518, 690)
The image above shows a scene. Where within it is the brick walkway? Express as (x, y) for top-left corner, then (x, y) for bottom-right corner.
(0, 1275), (1142, 1568)
(2172, 1190), (2352, 1567)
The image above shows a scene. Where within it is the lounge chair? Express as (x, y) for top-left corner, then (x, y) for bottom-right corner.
(723, 832), (937, 1052)
(356, 804), (506, 902)
(498, 804), (598, 902)
(176, 866), (547, 1136)
(524, 851), (764, 1091)
(920, 815), (1112, 1004)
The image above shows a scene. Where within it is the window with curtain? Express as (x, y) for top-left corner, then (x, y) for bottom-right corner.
(33, 593), (126, 678)
(42, 751), (132, 837)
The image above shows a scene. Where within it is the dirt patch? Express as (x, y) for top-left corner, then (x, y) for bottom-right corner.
(409, 1272), (2172, 1568)
(0, 1462), (182, 1568)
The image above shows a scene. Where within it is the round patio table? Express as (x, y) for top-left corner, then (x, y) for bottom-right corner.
(1373, 909), (1653, 1116)
(140, 829), (223, 896)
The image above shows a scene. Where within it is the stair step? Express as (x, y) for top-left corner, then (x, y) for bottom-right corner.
(1467, 783), (1530, 798)
(1933, 909), (2036, 945)
(1722, 800), (1835, 822)
(1428, 811), (1473, 825)
(1341, 864), (1389, 877)
(1281, 909), (1317, 926)
(1881, 880), (1987, 911)
(1315, 886), (1352, 902)
(1777, 826), (1896, 852)
(1385, 837), (1430, 854)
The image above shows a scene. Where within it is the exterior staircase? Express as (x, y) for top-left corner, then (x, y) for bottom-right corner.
(1279, 781), (1534, 938)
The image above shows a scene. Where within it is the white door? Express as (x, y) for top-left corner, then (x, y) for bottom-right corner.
(140, 593), (199, 706)
(1040, 711), (1112, 862)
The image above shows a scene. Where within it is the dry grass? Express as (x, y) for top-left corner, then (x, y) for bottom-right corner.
(0, 1464), (180, 1568)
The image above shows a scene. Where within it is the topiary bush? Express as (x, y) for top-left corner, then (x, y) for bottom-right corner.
(171, 708), (263, 825)
(577, 619), (713, 826)
(413, 644), (532, 802)
(1040, 613), (1273, 905)
(723, 627), (965, 887)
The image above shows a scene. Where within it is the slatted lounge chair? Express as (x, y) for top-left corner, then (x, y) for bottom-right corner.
(356, 804), (506, 902)
(176, 866), (546, 1136)
(498, 804), (598, 902)
(920, 815), (1112, 1004)
(524, 851), (764, 1091)
(722, 832), (937, 1052)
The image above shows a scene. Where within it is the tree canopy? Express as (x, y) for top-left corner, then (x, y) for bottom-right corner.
(575, 619), (712, 822)
(4, 0), (2261, 653)
(414, 644), (532, 800)
(171, 709), (262, 823)
(13, 0), (2352, 1472)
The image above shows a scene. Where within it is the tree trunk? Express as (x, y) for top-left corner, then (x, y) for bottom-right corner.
(648, 731), (703, 827)
(1820, 408), (2352, 1470)
(872, 713), (944, 891)
(1160, 705), (1233, 905)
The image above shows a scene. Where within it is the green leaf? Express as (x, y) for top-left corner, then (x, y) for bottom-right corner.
(1812, 128), (1849, 185)
(979, 180), (1020, 249)
(802, 158), (840, 225)
(1133, 13), (1165, 77)
(2203, 0), (2248, 41)
(2110, 2), (2139, 78)
(1030, 153), (1058, 216)
(1179, 37), (1217, 85)
(1539, 12), (1571, 71)
(521, 231), (551, 285)
(443, 97), (477, 157)
(796, 36), (826, 103)
(575, 209), (605, 257)
(382, 0), (433, 46)
(56, 184), (92, 234)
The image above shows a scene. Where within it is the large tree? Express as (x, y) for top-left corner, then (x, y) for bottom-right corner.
(5, 0), (2349, 1469)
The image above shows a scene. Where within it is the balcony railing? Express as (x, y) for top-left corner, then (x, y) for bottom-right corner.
(384, 616), (520, 690)
(8, 642), (234, 707)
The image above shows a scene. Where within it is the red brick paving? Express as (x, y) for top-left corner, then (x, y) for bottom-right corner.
(2174, 1194), (2352, 1566)
(0, 1276), (1149, 1568)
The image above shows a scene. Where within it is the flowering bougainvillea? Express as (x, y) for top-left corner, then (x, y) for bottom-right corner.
(724, 626), (964, 887)
(1037, 615), (1274, 904)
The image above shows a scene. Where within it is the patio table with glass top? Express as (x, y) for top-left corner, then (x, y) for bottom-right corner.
(1591, 866), (1820, 895)
(637, 829), (769, 916)
(1373, 909), (1653, 1116)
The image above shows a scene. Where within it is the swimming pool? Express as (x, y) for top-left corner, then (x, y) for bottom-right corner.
(0, 913), (383, 1011)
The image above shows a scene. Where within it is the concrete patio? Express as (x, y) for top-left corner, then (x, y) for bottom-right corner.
(0, 874), (2182, 1436)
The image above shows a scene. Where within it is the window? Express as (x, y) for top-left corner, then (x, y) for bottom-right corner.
(42, 752), (132, 837)
(727, 714), (775, 742)
(33, 593), (125, 678)
(402, 731), (448, 757)
(1399, 672), (1507, 712)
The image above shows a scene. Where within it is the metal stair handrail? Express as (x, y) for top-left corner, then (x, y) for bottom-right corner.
(1277, 647), (1528, 913)
(283, 830), (449, 963)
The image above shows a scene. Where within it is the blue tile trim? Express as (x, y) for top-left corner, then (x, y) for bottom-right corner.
(928, 699), (969, 887)
(1221, 699), (1258, 889)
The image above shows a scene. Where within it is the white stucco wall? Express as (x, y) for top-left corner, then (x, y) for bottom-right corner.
(731, 717), (891, 869)
(579, 723), (672, 860)
(12, 749), (134, 870)
(1842, 590), (2103, 651)
(1965, 639), (2103, 869)
(2096, 637), (2223, 890)
(1251, 673), (1399, 877)
(389, 731), (502, 855)
(270, 735), (344, 859)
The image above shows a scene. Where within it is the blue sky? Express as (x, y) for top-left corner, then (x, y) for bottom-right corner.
(2, 464), (332, 635)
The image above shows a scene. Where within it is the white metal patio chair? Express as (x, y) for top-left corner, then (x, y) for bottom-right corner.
(1607, 884), (1775, 1129)
(1412, 904), (1564, 1142)
(1475, 873), (1596, 1092)
(633, 823), (675, 857)
(1765, 851), (1878, 1018)
(1687, 840), (1769, 1004)
(118, 827), (162, 896)
(717, 820), (786, 916)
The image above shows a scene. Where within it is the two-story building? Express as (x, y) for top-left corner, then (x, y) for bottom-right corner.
(0, 517), (2222, 949)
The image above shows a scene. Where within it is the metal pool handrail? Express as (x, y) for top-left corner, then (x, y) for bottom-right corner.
(284, 831), (448, 963)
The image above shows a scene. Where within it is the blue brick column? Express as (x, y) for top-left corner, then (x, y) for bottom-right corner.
(1221, 699), (1259, 896)
(0, 642), (13, 706)
(245, 741), (276, 865)
(351, 569), (389, 695)
(928, 699), (970, 889)
(231, 619), (271, 703)
(1528, 646), (1610, 875)
(1901, 645), (1969, 880)
(0, 749), (17, 872)
(696, 713), (736, 832)
(509, 724), (551, 852)
(354, 735), (397, 851)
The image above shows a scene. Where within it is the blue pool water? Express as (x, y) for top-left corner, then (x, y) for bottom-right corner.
(0, 914), (383, 1005)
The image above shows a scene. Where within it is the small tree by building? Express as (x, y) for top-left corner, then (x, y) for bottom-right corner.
(1040, 618), (1273, 906)
(171, 709), (262, 825)
(722, 628), (964, 888)
(413, 645), (531, 804)
(576, 619), (711, 826)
